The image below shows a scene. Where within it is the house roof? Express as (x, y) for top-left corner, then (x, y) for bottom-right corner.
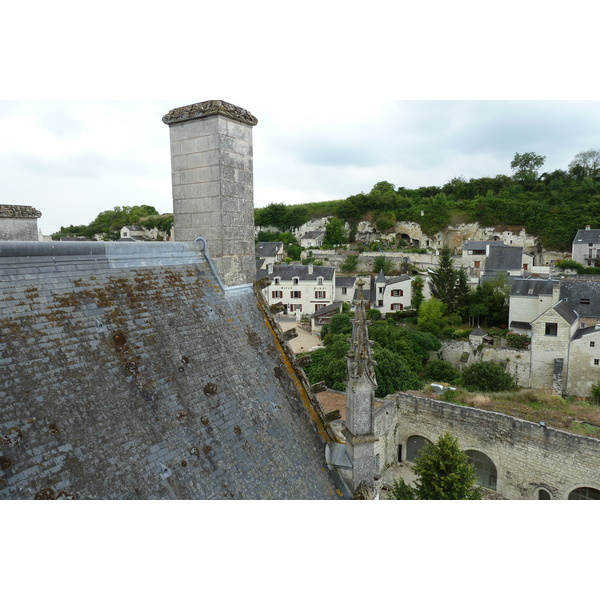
(311, 301), (343, 318)
(511, 278), (555, 297)
(463, 240), (505, 251)
(485, 246), (524, 271)
(123, 225), (145, 231)
(300, 231), (325, 240)
(336, 276), (356, 287)
(559, 279), (600, 318)
(257, 263), (335, 281)
(384, 275), (411, 286)
(0, 241), (346, 500)
(572, 325), (600, 340)
(573, 229), (600, 244)
(255, 241), (283, 257)
(470, 327), (488, 337)
(553, 300), (579, 325)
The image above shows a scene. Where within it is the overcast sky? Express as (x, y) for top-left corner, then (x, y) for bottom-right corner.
(1, 2), (598, 237)
(2, 99), (599, 236)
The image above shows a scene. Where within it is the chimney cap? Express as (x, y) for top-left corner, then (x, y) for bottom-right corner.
(163, 100), (258, 126)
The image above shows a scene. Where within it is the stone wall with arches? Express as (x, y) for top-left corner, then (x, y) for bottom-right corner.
(374, 392), (600, 500)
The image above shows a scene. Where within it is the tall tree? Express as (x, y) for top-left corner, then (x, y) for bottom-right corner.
(323, 217), (348, 246)
(429, 247), (459, 312)
(389, 432), (482, 500)
(569, 149), (600, 179)
(510, 151), (546, 185)
(411, 275), (425, 312)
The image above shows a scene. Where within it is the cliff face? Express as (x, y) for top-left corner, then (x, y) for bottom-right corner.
(0, 241), (343, 499)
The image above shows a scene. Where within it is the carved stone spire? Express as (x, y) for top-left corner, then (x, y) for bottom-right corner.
(343, 278), (378, 495)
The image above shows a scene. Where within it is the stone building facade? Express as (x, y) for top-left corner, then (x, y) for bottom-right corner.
(0, 205), (42, 241)
(374, 392), (600, 500)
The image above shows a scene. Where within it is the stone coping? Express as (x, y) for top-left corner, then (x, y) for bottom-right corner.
(162, 100), (258, 126)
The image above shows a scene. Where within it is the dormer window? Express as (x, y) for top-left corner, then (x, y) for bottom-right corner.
(317, 277), (323, 285)
(293, 277), (299, 285)
(274, 277), (280, 285)
(580, 298), (590, 305)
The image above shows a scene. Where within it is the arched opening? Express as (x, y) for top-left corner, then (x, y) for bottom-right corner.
(406, 435), (431, 462)
(537, 488), (552, 500)
(568, 487), (600, 500)
(465, 450), (497, 490)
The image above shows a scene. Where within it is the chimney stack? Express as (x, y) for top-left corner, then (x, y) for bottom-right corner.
(163, 100), (258, 287)
(586, 225), (591, 230)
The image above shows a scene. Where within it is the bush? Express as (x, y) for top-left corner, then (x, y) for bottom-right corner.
(460, 361), (515, 393)
(506, 332), (530, 349)
(591, 381), (600, 405)
(424, 359), (460, 384)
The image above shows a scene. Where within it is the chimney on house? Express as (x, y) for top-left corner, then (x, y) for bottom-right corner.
(163, 100), (258, 287)
(308, 263), (313, 275)
(267, 262), (274, 275)
(586, 225), (591, 230)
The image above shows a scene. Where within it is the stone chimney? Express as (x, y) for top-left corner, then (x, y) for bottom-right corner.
(163, 100), (258, 287)
(307, 263), (313, 275)
(586, 225), (591, 230)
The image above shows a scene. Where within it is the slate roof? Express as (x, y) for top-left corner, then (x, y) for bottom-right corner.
(552, 300), (579, 325)
(485, 246), (524, 271)
(463, 240), (505, 251)
(384, 275), (411, 286)
(300, 231), (325, 240)
(312, 301), (343, 318)
(572, 325), (600, 340)
(256, 263), (335, 281)
(573, 229), (600, 244)
(559, 279), (600, 318)
(511, 278), (555, 297)
(470, 327), (488, 337)
(336, 276), (356, 287)
(255, 241), (283, 258)
(0, 241), (346, 500)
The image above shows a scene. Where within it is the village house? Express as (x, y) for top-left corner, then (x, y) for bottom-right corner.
(335, 276), (357, 305)
(256, 262), (336, 320)
(572, 225), (600, 267)
(372, 270), (413, 315)
(255, 241), (284, 267)
(300, 230), (325, 248)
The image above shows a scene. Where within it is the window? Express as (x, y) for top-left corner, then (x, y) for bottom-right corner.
(580, 298), (590, 305)
(293, 277), (299, 285)
(291, 291), (301, 299)
(274, 277), (280, 285)
(378, 287), (384, 294)
(591, 341), (596, 348)
(391, 289), (404, 297)
(317, 277), (323, 285)
(474, 260), (480, 268)
(523, 264), (528, 270)
(545, 323), (558, 336)
(594, 359), (599, 366)
(406, 436), (431, 462)
(293, 304), (302, 312)
(378, 300), (383, 307)
(568, 486), (600, 500)
(341, 287), (347, 295)
(272, 291), (282, 299)
(315, 291), (326, 299)
(391, 303), (403, 311)
(314, 303), (327, 310)
(537, 489), (552, 500)
(528, 289), (534, 295)
(465, 450), (497, 490)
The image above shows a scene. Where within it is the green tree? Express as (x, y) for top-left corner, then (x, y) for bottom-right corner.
(424, 359), (460, 384)
(339, 254), (359, 273)
(323, 217), (347, 246)
(460, 361), (515, 392)
(411, 275), (425, 313)
(417, 298), (448, 336)
(429, 247), (460, 312)
(511, 151), (546, 186)
(390, 432), (482, 500)
(373, 255), (395, 275)
(568, 149), (600, 179)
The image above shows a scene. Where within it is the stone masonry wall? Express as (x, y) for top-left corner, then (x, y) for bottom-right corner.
(374, 393), (600, 499)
